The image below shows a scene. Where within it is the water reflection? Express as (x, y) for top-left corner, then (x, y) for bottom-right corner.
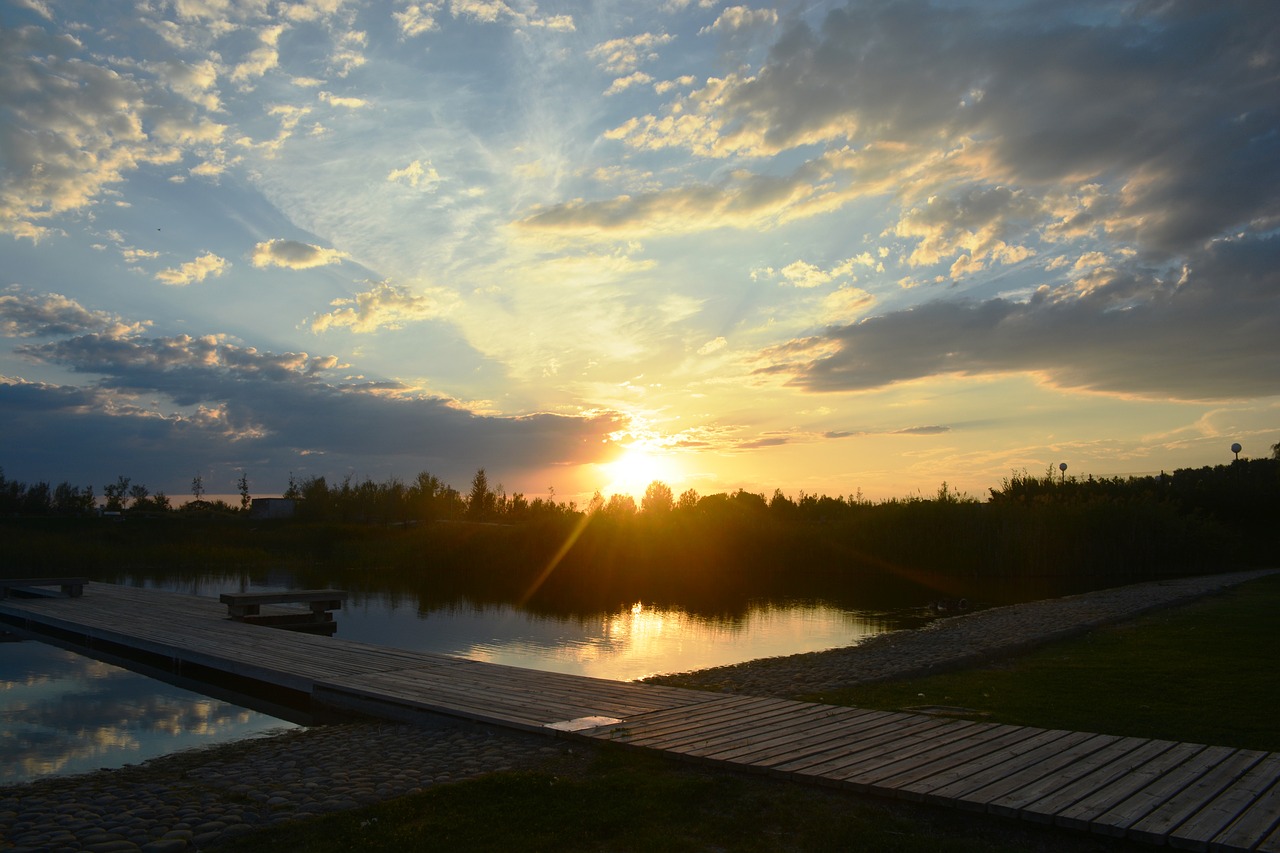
(336, 595), (915, 682)
(4, 575), (936, 786)
(0, 641), (295, 786)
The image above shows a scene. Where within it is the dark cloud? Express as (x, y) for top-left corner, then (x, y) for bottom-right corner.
(765, 235), (1280, 401)
(0, 288), (147, 338)
(604, 1), (1280, 257)
(3, 327), (623, 493)
(894, 425), (951, 436)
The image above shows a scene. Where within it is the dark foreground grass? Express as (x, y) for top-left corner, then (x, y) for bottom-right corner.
(808, 572), (1280, 753)
(212, 573), (1277, 853)
(214, 746), (1145, 853)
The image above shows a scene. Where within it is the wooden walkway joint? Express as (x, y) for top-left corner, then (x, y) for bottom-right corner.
(1, 582), (1277, 852)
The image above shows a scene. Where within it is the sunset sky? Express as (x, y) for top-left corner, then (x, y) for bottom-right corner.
(2, 0), (1278, 505)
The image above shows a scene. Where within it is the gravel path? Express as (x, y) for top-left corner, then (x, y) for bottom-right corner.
(1, 569), (1271, 851)
(644, 569), (1277, 697)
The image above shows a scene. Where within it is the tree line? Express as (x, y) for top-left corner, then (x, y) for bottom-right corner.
(3, 449), (1276, 605)
(2, 442), (1278, 528)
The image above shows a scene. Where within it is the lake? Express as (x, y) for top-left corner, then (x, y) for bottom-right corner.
(1, 574), (938, 785)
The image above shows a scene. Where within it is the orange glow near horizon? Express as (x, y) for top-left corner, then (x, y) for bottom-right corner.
(597, 442), (683, 502)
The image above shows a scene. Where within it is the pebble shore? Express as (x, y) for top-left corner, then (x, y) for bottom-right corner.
(0, 721), (589, 852)
(2, 569), (1272, 851)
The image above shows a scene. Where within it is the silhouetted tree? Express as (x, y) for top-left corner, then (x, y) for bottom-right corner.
(603, 493), (637, 517)
(467, 468), (497, 520)
(641, 480), (674, 514)
(191, 473), (205, 503)
(22, 481), (51, 515)
(103, 476), (131, 512)
(237, 471), (250, 510)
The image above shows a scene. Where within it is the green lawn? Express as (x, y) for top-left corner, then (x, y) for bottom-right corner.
(806, 573), (1280, 753)
(214, 573), (1278, 852)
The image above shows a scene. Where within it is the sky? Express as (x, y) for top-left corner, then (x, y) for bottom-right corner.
(2, 0), (1278, 506)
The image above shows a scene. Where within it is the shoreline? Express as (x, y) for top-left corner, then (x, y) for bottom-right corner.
(2, 568), (1272, 851)
(644, 568), (1277, 697)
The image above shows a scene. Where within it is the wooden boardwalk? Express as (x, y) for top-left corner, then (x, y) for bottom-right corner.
(2, 582), (1278, 851)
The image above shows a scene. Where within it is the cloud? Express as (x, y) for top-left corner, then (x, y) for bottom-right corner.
(154, 252), (229, 286)
(697, 337), (727, 355)
(588, 33), (675, 75)
(318, 91), (369, 109)
(387, 160), (442, 190)
(395, 3), (442, 37)
(0, 288), (149, 338)
(310, 281), (453, 333)
(605, 72), (653, 97)
(250, 239), (348, 270)
(451, 0), (574, 32)
(517, 161), (839, 236)
(894, 186), (1038, 277)
(0, 28), (156, 239)
(6, 324), (623, 489)
(229, 24), (284, 84)
(599, 3), (1280, 259)
(757, 235), (1280, 402)
(699, 6), (778, 36)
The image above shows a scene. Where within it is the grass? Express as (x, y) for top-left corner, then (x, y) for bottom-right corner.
(212, 573), (1278, 853)
(214, 746), (1146, 853)
(806, 573), (1280, 753)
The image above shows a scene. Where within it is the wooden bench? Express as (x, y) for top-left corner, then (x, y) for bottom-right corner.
(1, 577), (90, 599)
(219, 589), (347, 634)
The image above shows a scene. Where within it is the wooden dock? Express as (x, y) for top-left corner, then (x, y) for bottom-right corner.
(2, 582), (1277, 851)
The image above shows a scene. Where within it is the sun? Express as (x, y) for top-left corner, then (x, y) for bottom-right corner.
(599, 444), (680, 502)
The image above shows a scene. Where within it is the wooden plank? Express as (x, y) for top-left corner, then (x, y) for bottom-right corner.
(773, 714), (967, 776)
(658, 704), (883, 762)
(701, 708), (897, 765)
(1169, 754), (1280, 851)
(861, 724), (1046, 794)
(1086, 745), (1237, 837)
(914, 730), (1106, 808)
(787, 719), (990, 785)
(996, 737), (1183, 822)
(599, 697), (822, 746)
(1254, 822), (1280, 853)
(1208, 760), (1280, 852)
(1126, 749), (1266, 846)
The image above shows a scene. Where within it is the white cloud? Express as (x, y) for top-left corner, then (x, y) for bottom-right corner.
(229, 24), (285, 84)
(395, 2), (442, 36)
(451, 0), (574, 31)
(250, 239), (348, 270)
(155, 252), (229, 286)
(310, 281), (452, 333)
(699, 6), (778, 36)
(588, 33), (675, 75)
(319, 91), (369, 109)
(605, 72), (653, 97)
(387, 160), (443, 190)
(698, 336), (728, 355)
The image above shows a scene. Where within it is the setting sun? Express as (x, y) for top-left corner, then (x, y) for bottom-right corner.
(598, 445), (681, 503)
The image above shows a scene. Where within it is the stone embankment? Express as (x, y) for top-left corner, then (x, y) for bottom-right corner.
(644, 569), (1277, 697)
(0, 722), (587, 852)
(1, 569), (1272, 851)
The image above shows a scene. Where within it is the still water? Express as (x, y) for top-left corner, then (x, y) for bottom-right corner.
(1, 576), (931, 786)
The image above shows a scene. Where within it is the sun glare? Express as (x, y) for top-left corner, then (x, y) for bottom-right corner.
(599, 445), (679, 502)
